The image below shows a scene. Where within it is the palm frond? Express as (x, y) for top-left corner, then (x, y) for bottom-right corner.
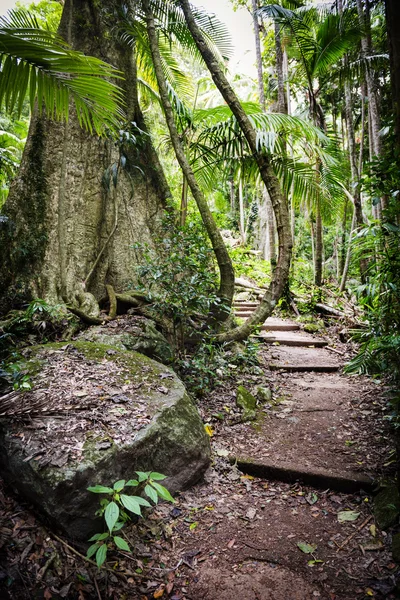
(0, 8), (125, 135)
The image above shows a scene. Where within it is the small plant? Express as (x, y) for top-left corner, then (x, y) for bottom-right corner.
(86, 471), (174, 568)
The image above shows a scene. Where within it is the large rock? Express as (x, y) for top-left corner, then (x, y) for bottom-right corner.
(0, 342), (210, 540)
(77, 316), (173, 364)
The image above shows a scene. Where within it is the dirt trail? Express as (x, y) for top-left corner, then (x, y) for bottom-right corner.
(0, 308), (397, 600)
(171, 307), (397, 600)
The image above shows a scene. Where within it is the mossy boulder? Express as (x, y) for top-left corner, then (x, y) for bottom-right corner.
(77, 317), (173, 364)
(0, 342), (210, 540)
(236, 385), (257, 422)
(256, 386), (272, 404)
(373, 483), (400, 530)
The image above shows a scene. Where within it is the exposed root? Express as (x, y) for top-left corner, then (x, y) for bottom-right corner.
(67, 306), (103, 325)
(106, 284), (117, 319)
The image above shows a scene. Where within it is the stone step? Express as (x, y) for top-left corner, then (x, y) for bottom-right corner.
(235, 316), (301, 332)
(259, 333), (328, 347)
(233, 303), (259, 308)
(269, 363), (340, 372)
(233, 457), (373, 494)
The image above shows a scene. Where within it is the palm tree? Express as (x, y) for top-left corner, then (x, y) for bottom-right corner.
(0, 8), (124, 135)
(259, 3), (361, 286)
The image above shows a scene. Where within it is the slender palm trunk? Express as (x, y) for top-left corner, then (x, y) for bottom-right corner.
(180, 176), (188, 227)
(357, 0), (386, 213)
(179, 0), (292, 342)
(385, 0), (400, 150)
(143, 0), (235, 320)
(314, 197), (323, 286)
(239, 176), (246, 245)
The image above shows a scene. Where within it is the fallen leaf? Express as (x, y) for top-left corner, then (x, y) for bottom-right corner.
(246, 507), (257, 520)
(189, 522), (198, 530)
(204, 425), (214, 437)
(215, 448), (229, 457)
(337, 510), (360, 523)
(227, 538), (236, 549)
(308, 559), (324, 566)
(370, 524), (376, 537)
(365, 589), (374, 597)
(154, 587), (165, 598)
(297, 541), (317, 554)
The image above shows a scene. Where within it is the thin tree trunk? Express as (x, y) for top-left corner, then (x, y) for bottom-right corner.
(253, 2), (278, 269)
(239, 176), (246, 245)
(143, 0), (235, 320)
(275, 23), (287, 114)
(180, 176), (188, 227)
(314, 197), (323, 286)
(339, 208), (357, 292)
(357, 0), (386, 213)
(339, 199), (348, 278)
(251, 0), (266, 111)
(179, 0), (292, 343)
(385, 0), (400, 151)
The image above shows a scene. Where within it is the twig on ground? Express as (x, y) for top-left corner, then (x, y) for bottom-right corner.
(336, 515), (373, 552)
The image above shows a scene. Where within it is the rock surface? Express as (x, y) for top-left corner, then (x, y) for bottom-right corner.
(0, 342), (210, 540)
(77, 316), (173, 364)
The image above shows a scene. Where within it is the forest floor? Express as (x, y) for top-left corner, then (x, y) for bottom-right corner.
(0, 316), (399, 600)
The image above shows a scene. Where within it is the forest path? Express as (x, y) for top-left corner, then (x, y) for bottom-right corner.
(228, 301), (372, 493)
(170, 305), (394, 600)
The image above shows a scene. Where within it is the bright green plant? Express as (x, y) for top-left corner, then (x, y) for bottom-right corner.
(135, 214), (220, 349)
(86, 471), (174, 568)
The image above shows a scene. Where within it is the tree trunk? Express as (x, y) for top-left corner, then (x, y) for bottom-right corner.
(356, 0), (386, 212)
(239, 176), (246, 245)
(179, 0), (292, 343)
(0, 0), (171, 316)
(143, 0), (235, 319)
(314, 198), (323, 286)
(251, 0), (266, 111)
(385, 0), (400, 150)
(275, 23), (287, 115)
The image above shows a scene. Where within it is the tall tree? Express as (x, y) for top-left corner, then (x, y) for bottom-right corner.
(385, 0), (400, 150)
(179, 0), (292, 342)
(0, 0), (170, 316)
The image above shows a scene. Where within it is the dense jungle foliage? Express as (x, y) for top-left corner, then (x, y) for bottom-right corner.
(0, 0), (399, 403)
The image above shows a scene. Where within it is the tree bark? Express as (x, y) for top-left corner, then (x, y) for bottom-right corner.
(179, 0), (292, 342)
(314, 197), (323, 286)
(356, 0), (386, 212)
(0, 0), (171, 316)
(385, 0), (400, 150)
(251, 0), (266, 111)
(143, 0), (235, 319)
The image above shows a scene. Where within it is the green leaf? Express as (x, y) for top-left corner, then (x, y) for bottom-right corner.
(86, 543), (100, 558)
(105, 501), (119, 533)
(125, 479), (139, 487)
(297, 541), (317, 554)
(114, 536), (131, 552)
(112, 521), (125, 532)
(151, 481), (175, 503)
(96, 543), (107, 568)
(113, 480), (126, 492)
(88, 532), (109, 542)
(337, 511), (360, 523)
(308, 559), (324, 566)
(87, 485), (113, 494)
(150, 472), (167, 481)
(135, 496), (151, 507)
(189, 521), (198, 530)
(120, 494), (142, 516)
(145, 484), (158, 504)
(136, 471), (150, 482)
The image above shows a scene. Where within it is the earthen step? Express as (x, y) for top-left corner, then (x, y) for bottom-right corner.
(260, 333), (328, 347)
(232, 457), (373, 493)
(269, 363), (340, 372)
(260, 323), (300, 332)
